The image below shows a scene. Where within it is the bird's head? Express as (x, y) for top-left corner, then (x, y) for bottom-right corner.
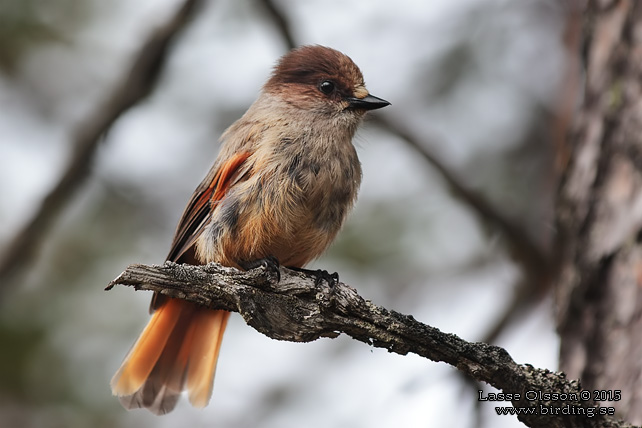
(263, 45), (389, 120)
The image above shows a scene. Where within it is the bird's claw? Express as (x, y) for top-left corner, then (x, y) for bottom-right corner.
(287, 266), (339, 288)
(240, 256), (281, 282)
(313, 269), (339, 288)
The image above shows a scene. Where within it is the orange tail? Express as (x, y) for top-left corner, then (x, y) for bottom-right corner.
(111, 298), (229, 415)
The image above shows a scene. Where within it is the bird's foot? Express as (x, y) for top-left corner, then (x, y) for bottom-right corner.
(240, 256), (281, 282)
(288, 267), (339, 288)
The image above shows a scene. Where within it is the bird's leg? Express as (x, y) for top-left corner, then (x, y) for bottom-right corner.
(287, 266), (339, 287)
(239, 256), (281, 281)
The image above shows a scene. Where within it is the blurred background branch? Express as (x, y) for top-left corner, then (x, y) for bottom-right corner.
(0, 0), (203, 300)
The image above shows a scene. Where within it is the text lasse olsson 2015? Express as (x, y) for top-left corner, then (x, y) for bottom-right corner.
(478, 389), (621, 402)
(478, 389), (618, 419)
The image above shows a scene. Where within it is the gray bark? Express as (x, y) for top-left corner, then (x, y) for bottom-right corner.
(556, 0), (642, 423)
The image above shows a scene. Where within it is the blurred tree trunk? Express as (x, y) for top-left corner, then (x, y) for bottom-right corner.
(556, 0), (642, 423)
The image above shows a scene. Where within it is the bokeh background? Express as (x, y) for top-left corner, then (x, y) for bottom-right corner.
(0, 0), (569, 427)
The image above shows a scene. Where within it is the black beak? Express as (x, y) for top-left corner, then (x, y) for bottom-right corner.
(346, 94), (390, 111)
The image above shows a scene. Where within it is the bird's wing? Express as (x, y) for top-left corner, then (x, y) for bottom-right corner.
(166, 150), (253, 264)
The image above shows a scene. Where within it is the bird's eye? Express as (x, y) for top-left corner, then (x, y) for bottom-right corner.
(319, 80), (335, 95)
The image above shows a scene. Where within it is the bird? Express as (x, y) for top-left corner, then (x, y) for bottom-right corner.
(110, 44), (389, 415)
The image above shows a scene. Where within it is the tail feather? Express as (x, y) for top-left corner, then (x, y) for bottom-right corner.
(118, 382), (180, 416)
(187, 310), (230, 407)
(111, 298), (228, 414)
(118, 304), (197, 415)
(111, 299), (185, 395)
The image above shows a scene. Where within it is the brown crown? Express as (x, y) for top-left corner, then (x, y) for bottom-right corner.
(264, 45), (365, 98)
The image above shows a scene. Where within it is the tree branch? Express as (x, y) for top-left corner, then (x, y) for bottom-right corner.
(258, 0), (296, 50)
(372, 115), (552, 281)
(107, 262), (632, 428)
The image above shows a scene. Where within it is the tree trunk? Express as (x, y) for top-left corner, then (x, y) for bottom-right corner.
(556, 0), (642, 422)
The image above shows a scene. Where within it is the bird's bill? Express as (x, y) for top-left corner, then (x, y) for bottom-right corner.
(346, 94), (390, 111)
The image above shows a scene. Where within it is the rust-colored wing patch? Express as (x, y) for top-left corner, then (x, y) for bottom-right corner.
(165, 151), (252, 264)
